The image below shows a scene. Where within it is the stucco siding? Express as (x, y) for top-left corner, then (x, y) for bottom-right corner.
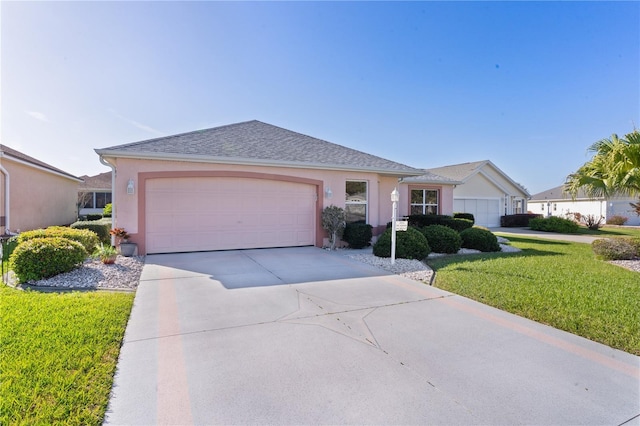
(4, 159), (78, 232)
(105, 157), (402, 252)
(454, 174), (505, 198)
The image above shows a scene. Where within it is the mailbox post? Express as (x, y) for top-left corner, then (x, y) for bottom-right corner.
(391, 188), (399, 265)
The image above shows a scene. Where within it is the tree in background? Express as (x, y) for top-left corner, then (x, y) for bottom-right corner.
(566, 131), (640, 208)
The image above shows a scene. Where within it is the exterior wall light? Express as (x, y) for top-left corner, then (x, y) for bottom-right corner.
(127, 179), (135, 195)
(325, 187), (333, 199)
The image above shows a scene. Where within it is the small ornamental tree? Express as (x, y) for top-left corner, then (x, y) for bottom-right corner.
(322, 205), (346, 250)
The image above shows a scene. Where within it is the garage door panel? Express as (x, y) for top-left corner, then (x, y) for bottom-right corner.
(146, 177), (316, 253)
(454, 198), (501, 228)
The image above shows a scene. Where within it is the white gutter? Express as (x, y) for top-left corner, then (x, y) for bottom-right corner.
(99, 156), (116, 246)
(0, 163), (9, 233)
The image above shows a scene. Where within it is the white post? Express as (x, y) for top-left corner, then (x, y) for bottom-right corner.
(391, 188), (399, 265)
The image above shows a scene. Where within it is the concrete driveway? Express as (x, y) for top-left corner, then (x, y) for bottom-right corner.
(104, 247), (640, 425)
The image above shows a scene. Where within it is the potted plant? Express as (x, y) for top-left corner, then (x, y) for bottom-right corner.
(94, 243), (118, 264)
(110, 227), (137, 257)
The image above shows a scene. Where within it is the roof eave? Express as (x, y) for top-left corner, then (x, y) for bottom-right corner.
(1, 152), (83, 182)
(95, 149), (423, 177)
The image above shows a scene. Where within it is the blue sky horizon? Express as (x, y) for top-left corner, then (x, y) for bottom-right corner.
(2, 1), (638, 195)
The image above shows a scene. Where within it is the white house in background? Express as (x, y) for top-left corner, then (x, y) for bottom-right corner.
(529, 185), (640, 226)
(411, 160), (530, 228)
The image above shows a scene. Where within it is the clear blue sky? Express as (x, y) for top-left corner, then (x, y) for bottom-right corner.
(2, 1), (638, 195)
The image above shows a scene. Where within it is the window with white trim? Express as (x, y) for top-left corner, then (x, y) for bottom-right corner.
(410, 189), (438, 215)
(345, 181), (367, 223)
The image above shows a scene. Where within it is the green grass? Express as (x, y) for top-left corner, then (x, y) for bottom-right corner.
(0, 286), (134, 425)
(576, 225), (640, 237)
(427, 236), (640, 355)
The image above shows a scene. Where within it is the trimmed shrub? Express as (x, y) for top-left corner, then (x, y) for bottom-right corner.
(9, 237), (87, 282)
(71, 221), (111, 244)
(407, 214), (473, 232)
(529, 216), (580, 233)
(343, 222), (373, 249)
(447, 218), (474, 232)
(86, 214), (103, 221)
(422, 225), (462, 254)
(459, 228), (501, 252)
(592, 238), (638, 261)
(606, 215), (628, 226)
(17, 226), (99, 253)
(453, 212), (475, 224)
(501, 213), (542, 227)
(373, 227), (431, 260)
(622, 237), (640, 256)
(407, 214), (451, 228)
(103, 203), (112, 217)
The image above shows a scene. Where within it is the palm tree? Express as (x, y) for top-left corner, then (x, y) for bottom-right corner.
(565, 130), (640, 199)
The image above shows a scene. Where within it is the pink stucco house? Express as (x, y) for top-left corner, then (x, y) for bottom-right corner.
(0, 144), (82, 235)
(95, 120), (463, 255)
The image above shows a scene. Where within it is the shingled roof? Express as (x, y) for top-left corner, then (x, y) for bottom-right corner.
(423, 160), (492, 182)
(95, 120), (422, 176)
(0, 144), (81, 181)
(400, 170), (463, 185)
(78, 171), (112, 190)
(530, 184), (602, 201)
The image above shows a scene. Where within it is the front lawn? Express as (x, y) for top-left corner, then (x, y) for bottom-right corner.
(427, 236), (640, 355)
(0, 285), (134, 425)
(577, 225), (640, 237)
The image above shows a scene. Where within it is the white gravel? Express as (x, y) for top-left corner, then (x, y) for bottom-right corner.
(609, 259), (640, 273)
(10, 256), (145, 291)
(346, 243), (522, 284)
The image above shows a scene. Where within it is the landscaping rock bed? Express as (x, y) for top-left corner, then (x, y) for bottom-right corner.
(11, 256), (145, 291)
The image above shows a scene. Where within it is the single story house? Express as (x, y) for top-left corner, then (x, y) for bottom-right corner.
(412, 160), (530, 227)
(95, 120), (425, 255)
(397, 171), (461, 217)
(0, 144), (82, 235)
(529, 185), (640, 226)
(78, 171), (112, 217)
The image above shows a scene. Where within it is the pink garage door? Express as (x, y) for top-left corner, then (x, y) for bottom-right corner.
(146, 177), (317, 254)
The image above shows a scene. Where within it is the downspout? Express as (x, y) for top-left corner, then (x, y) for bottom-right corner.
(0, 163), (9, 233)
(99, 156), (116, 246)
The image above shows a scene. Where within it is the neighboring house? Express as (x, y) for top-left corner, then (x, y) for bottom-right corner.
(416, 160), (530, 227)
(0, 144), (82, 235)
(78, 171), (112, 217)
(95, 120), (424, 254)
(529, 185), (640, 226)
(398, 171), (462, 217)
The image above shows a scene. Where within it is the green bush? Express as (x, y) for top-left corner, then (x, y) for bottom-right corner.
(422, 224), (462, 254)
(86, 214), (103, 221)
(501, 213), (542, 227)
(373, 226), (430, 260)
(103, 203), (112, 217)
(343, 222), (373, 249)
(70, 220), (111, 244)
(459, 227), (501, 252)
(17, 226), (99, 254)
(9, 237), (87, 282)
(606, 215), (628, 226)
(407, 214), (473, 232)
(453, 212), (475, 224)
(592, 238), (638, 260)
(529, 216), (580, 233)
